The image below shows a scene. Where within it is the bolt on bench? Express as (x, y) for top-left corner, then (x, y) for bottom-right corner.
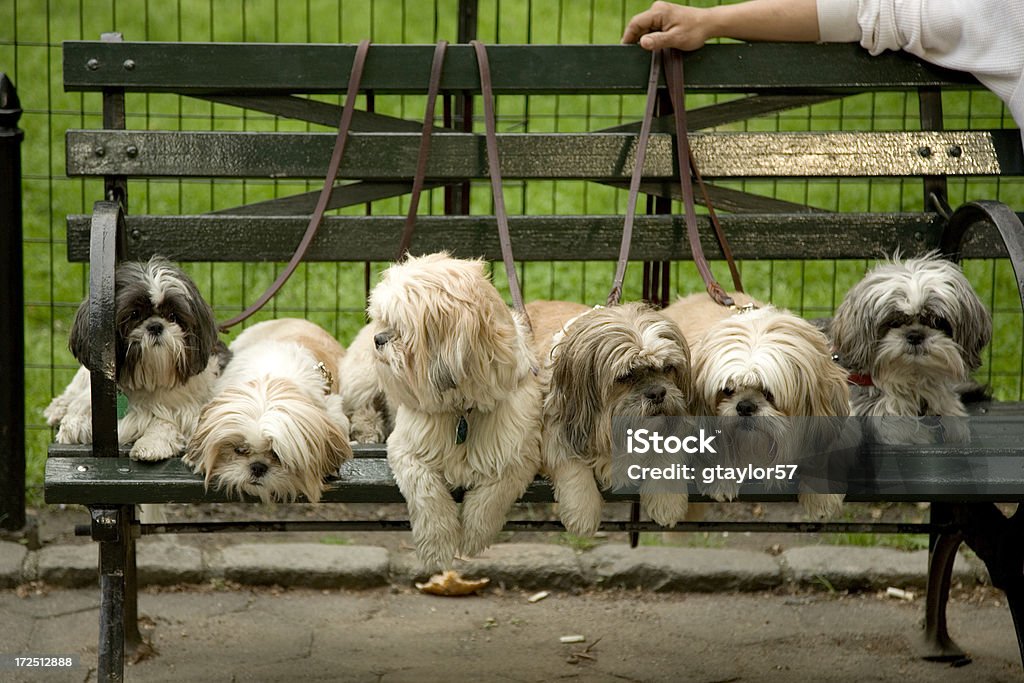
(48, 38), (1024, 682)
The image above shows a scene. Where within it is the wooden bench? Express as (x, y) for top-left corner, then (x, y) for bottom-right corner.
(48, 38), (1024, 681)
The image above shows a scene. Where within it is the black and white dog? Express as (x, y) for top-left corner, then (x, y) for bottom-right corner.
(46, 257), (227, 461)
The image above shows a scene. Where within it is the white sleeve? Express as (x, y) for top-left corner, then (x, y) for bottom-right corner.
(815, 0), (860, 43)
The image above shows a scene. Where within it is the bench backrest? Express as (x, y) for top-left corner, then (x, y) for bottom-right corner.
(63, 40), (1023, 266)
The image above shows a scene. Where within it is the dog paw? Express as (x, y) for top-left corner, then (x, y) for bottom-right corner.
(55, 416), (92, 444)
(460, 525), (499, 559)
(130, 435), (179, 462)
(556, 489), (604, 538)
(705, 480), (739, 503)
(350, 417), (387, 444)
(799, 493), (844, 520)
(642, 493), (689, 528)
(417, 533), (462, 570)
(43, 401), (67, 426)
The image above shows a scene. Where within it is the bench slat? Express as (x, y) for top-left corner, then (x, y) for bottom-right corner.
(63, 42), (981, 94)
(67, 213), (1022, 263)
(46, 406), (1024, 505)
(66, 130), (1015, 179)
(44, 441), (1024, 505)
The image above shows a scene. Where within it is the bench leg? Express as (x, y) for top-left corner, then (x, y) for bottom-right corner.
(954, 502), (1024, 667)
(921, 504), (967, 662)
(124, 507), (142, 655)
(91, 505), (142, 683)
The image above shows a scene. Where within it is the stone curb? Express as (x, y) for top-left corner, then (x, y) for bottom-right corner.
(2, 541), (990, 592)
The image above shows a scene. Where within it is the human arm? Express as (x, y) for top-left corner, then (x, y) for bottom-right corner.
(621, 0), (823, 52)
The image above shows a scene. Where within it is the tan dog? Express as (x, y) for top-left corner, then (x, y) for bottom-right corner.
(529, 300), (694, 536)
(186, 318), (352, 503)
(663, 293), (851, 519)
(369, 253), (543, 570)
(339, 322), (396, 444)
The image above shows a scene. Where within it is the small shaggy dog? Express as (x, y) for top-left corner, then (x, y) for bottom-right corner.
(529, 301), (693, 536)
(45, 257), (224, 461)
(664, 293), (853, 518)
(368, 253), (543, 569)
(186, 318), (352, 503)
(830, 253), (992, 444)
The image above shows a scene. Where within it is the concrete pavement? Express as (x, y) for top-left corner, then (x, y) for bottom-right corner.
(0, 586), (1020, 682)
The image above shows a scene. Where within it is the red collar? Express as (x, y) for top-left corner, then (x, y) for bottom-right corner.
(847, 373), (874, 387)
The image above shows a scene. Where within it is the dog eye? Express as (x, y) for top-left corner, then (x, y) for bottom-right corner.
(615, 370), (635, 384)
(764, 390), (775, 405)
(374, 331), (393, 350)
(166, 312), (177, 324)
(663, 364), (675, 375)
(233, 445), (249, 456)
(269, 450), (281, 463)
(933, 317), (953, 337)
(887, 314), (912, 329)
(721, 387), (734, 397)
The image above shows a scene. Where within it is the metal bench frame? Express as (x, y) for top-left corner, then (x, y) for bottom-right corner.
(49, 38), (1024, 682)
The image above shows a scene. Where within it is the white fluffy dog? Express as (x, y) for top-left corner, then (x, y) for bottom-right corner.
(368, 253), (542, 570)
(529, 300), (693, 536)
(185, 318), (352, 503)
(830, 254), (992, 444)
(664, 293), (852, 519)
(45, 257), (224, 461)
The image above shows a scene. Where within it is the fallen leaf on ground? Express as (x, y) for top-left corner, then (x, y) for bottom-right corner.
(415, 570), (490, 596)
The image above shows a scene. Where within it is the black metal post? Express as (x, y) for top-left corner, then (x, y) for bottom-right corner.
(444, 0), (477, 216)
(0, 74), (25, 532)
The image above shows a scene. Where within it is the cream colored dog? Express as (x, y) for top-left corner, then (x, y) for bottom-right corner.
(368, 253), (543, 570)
(339, 322), (396, 444)
(529, 301), (694, 536)
(185, 318), (352, 503)
(664, 293), (852, 519)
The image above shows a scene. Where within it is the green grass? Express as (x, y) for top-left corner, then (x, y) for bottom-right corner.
(318, 535), (353, 546)
(557, 532), (603, 552)
(825, 533), (930, 552)
(6, 0), (1024, 505)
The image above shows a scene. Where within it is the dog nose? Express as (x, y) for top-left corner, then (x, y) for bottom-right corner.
(373, 332), (392, 349)
(905, 330), (925, 346)
(249, 462), (268, 478)
(644, 385), (666, 404)
(146, 321), (164, 336)
(736, 399), (757, 416)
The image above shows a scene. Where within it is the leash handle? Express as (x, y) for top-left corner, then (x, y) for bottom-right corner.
(396, 40), (448, 262)
(608, 50), (662, 307)
(471, 40), (532, 331)
(218, 40), (372, 331)
(663, 48), (741, 307)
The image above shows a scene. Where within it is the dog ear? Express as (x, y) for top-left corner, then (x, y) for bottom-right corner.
(952, 279), (993, 372)
(688, 351), (718, 417)
(177, 271), (218, 380)
(68, 297), (91, 367)
(428, 357), (458, 393)
(830, 294), (874, 373)
(548, 336), (601, 455)
(810, 355), (852, 418)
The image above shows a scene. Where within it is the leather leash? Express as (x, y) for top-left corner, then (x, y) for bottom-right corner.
(662, 48), (742, 307)
(217, 40), (371, 331)
(471, 40), (532, 332)
(396, 40), (449, 262)
(608, 50), (662, 307)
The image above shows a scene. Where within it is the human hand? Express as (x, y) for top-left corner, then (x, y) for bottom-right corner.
(621, 1), (715, 52)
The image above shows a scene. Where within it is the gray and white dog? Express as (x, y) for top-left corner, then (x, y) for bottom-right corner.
(830, 253), (992, 444)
